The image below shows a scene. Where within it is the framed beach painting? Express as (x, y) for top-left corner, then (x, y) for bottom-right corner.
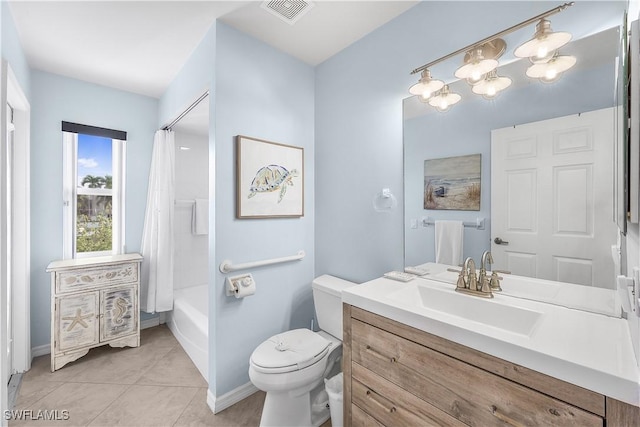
(236, 135), (304, 218)
(424, 154), (481, 211)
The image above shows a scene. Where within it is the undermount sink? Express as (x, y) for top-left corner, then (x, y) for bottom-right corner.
(388, 283), (543, 337)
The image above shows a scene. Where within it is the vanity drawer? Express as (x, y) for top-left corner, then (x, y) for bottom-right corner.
(351, 319), (603, 427)
(351, 403), (384, 427)
(352, 363), (464, 427)
(56, 262), (139, 294)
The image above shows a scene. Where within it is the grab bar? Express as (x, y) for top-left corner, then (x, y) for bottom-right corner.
(422, 216), (485, 230)
(219, 250), (305, 273)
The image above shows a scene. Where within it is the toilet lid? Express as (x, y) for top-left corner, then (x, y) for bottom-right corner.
(251, 329), (332, 374)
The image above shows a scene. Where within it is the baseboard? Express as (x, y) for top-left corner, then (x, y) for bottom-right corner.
(207, 382), (259, 414)
(140, 316), (161, 330)
(31, 344), (50, 358)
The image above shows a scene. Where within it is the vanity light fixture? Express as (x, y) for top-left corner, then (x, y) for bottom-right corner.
(514, 18), (572, 62)
(471, 70), (512, 99)
(409, 2), (575, 112)
(428, 85), (461, 112)
(525, 52), (577, 83)
(409, 69), (445, 102)
(454, 39), (505, 84)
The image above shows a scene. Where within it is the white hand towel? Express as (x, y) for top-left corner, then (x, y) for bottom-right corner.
(435, 220), (464, 266)
(192, 199), (209, 235)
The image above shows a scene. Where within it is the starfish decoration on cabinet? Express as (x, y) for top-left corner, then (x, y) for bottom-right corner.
(62, 308), (94, 331)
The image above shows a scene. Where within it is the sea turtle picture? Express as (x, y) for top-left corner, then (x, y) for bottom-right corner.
(248, 165), (298, 203)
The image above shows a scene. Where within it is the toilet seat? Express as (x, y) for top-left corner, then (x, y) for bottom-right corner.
(250, 329), (331, 374)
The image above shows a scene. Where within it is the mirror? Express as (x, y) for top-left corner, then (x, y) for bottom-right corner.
(403, 3), (628, 297)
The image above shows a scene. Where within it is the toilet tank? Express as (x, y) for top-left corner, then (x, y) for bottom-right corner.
(312, 275), (357, 340)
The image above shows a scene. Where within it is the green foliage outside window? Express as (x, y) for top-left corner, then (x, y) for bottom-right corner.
(76, 174), (113, 253)
(76, 213), (112, 253)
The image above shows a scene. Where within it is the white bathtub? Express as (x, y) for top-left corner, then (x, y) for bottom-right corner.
(167, 285), (208, 381)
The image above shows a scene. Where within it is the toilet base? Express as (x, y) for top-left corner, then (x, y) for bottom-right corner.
(259, 387), (330, 427)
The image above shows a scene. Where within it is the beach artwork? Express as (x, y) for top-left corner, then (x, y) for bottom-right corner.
(424, 154), (481, 211)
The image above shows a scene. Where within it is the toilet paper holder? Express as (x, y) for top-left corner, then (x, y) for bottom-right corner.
(226, 273), (256, 298)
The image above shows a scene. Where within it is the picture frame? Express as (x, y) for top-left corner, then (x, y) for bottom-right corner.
(236, 135), (304, 218)
(424, 153), (481, 211)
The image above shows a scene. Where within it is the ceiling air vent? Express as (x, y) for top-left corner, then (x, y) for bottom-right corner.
(261, 1), (315, 25)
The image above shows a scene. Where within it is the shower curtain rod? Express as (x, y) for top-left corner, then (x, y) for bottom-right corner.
(162, 90), (209, 131)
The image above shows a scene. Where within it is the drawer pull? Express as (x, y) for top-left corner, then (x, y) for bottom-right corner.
(366, 389), (396, 413)
(491, 405), (525, 427)
(365, 345), (397, 363)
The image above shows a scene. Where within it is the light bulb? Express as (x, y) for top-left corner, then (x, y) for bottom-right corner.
(471, 70), (511, 99)
(428, 85), (460, 112)
(526, 54), (576, 83)
(515, 19), (572, 59)
(409, 69), (444, 100)
(545, 68), (558, 80)
(536, 45), (549, 60)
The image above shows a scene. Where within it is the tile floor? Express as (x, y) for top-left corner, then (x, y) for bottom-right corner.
(9, 325), (267, 426)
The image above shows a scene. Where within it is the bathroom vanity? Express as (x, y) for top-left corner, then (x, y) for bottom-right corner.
(342, 276), (639, 426)
(47, 254), (142, 371)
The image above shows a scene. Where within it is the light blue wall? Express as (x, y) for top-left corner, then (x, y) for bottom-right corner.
(213, 22), (315, 395)
(404, 62), (616, 266)
(158, 24), (216, 127)
(315, 1), (626, 282)
(2, 2), (30, 98)
(158, 22), (217, 390)
(30, 71), (158, 347)
(159, 20), (315, 396)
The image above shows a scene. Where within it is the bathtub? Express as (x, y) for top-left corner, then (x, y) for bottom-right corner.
(167, 285), (208, 381)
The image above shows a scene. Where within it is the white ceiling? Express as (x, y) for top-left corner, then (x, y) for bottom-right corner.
(8, 1), (417, 99)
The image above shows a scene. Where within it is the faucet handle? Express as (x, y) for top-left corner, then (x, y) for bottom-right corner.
(489, 271), (503, 291)
(492, 269), (511, 275)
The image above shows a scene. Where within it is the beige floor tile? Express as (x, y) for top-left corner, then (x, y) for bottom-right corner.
(139, 324), (179, 349)
(136, 346), (207, 388)
(173, 389), (265, 427)
(9, 382), (128, 427)
(12, 379), (65, 409)
(88, 385), (199, 426)
(67, 344), (175, 385)
(23, 347), (111, 384)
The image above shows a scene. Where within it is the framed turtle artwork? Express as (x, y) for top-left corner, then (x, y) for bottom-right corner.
(236, 135), (304, 218)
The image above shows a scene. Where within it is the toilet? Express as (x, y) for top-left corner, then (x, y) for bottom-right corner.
(249, 274), (357, 427)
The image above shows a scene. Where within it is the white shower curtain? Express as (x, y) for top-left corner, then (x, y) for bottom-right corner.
(140, 130), (175, 313)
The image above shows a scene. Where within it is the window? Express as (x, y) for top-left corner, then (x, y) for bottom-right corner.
(62, 122), (126, 258)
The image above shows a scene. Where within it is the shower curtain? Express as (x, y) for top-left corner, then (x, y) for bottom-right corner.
(140, 129), (175, 313)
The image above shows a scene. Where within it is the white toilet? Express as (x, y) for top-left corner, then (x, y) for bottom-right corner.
(249, 274), (357, 427)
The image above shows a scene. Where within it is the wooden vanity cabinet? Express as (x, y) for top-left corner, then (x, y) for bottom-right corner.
(343, 304), (640, 427)
(47, 254), (143, 371)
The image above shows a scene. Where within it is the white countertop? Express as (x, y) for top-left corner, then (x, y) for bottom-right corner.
(343, 275), (640, 406)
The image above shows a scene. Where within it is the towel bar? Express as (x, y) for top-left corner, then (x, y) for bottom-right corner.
(219, 250), (305, 273)
(422, 217), (485, 230)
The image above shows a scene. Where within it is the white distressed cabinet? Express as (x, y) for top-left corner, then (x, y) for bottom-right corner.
(46, 253), (143, 371)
